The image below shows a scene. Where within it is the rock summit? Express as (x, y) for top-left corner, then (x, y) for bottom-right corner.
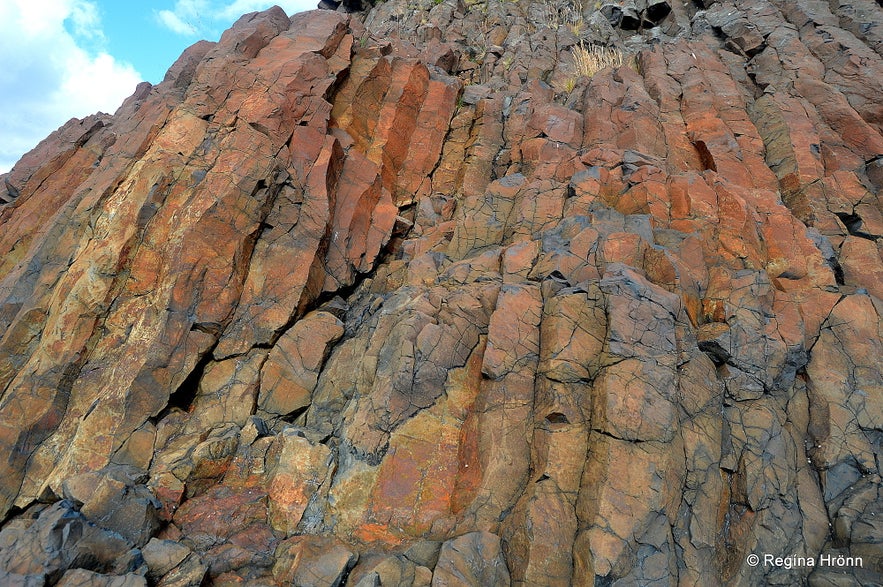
(0, 0), (881, 585)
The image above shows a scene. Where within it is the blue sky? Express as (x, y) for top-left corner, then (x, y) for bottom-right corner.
(0, 1), (317, 174)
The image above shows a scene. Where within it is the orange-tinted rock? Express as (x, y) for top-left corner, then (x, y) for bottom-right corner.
(267, 428), (334, 536)
(258, 311), (344, 418)
(839, 236), (883, 300)
(173, 484), (275, 578)
(0, 0), (881, 585)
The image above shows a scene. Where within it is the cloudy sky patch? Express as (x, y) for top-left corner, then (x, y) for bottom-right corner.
(0, 0), (141, 173)
(156, 0), (316, 36)
(157, 10), (199, 35)
(1, 1), (317, 174)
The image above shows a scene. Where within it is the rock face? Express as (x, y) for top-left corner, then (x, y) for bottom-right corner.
(0, 1), (881, 585)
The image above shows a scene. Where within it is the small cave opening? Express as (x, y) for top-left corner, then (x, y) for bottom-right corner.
(692, 140), (717, 172)
(545, 412), (570, 429)
(151, 348), (216, 424)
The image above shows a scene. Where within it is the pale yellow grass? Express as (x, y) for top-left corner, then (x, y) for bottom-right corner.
(571, 42), (624, 78)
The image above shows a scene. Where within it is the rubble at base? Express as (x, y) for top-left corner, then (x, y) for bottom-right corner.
(0, 0), (881, 585)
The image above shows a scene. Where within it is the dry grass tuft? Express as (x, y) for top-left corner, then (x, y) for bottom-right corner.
(571, 42), (624, 78)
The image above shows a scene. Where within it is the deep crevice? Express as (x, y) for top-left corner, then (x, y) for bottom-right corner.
(832, 258), (846, 285)
(279, 404), (310, 424)
(152, 341), (219, 423)
(248, 198), (410, 359)
(835, 211), (876, 240)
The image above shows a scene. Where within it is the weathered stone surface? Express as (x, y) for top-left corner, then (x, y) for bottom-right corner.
(81, 482), (159, 548)
(258, 311), (344, 418)
(0, 0), (882, 585)
(171, 483), (276, 579)
(0, 569), (45, 587)
(55, 569), (147, 587)
(272, 535), (357, 587)
(0, 501), (141, 581)
(155, 554), (207, 587)
(141, 538), (191, 579)
(432, 531), (510, 587)
(348, 553), (421, 587)
(267, 427), (335, 535)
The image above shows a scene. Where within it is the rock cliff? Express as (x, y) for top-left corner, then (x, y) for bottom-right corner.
(0, 0), (881, 585)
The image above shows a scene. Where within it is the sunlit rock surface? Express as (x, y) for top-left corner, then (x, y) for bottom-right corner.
(0, 1), (881, 585)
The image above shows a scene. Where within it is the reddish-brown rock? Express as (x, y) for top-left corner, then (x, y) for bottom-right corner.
(0, 0), (881, 585)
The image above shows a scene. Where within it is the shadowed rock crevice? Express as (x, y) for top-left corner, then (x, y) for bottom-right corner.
(158, 343), (220, 420)
(0, 0), (881, 585)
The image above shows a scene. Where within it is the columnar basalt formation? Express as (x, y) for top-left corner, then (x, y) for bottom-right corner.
(0, 1), (881, 585)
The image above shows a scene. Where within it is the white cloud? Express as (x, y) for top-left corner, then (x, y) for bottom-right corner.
(157, 0), (318, 37)
(218, 0), (318, 20)
(69, 0), (104, 40)
(157, 9), (199, 35)
(0, 0), (142, 174)
(155, 0), (210, 36)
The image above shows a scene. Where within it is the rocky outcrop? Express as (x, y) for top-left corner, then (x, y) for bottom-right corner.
(0, 0), (881, 585)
